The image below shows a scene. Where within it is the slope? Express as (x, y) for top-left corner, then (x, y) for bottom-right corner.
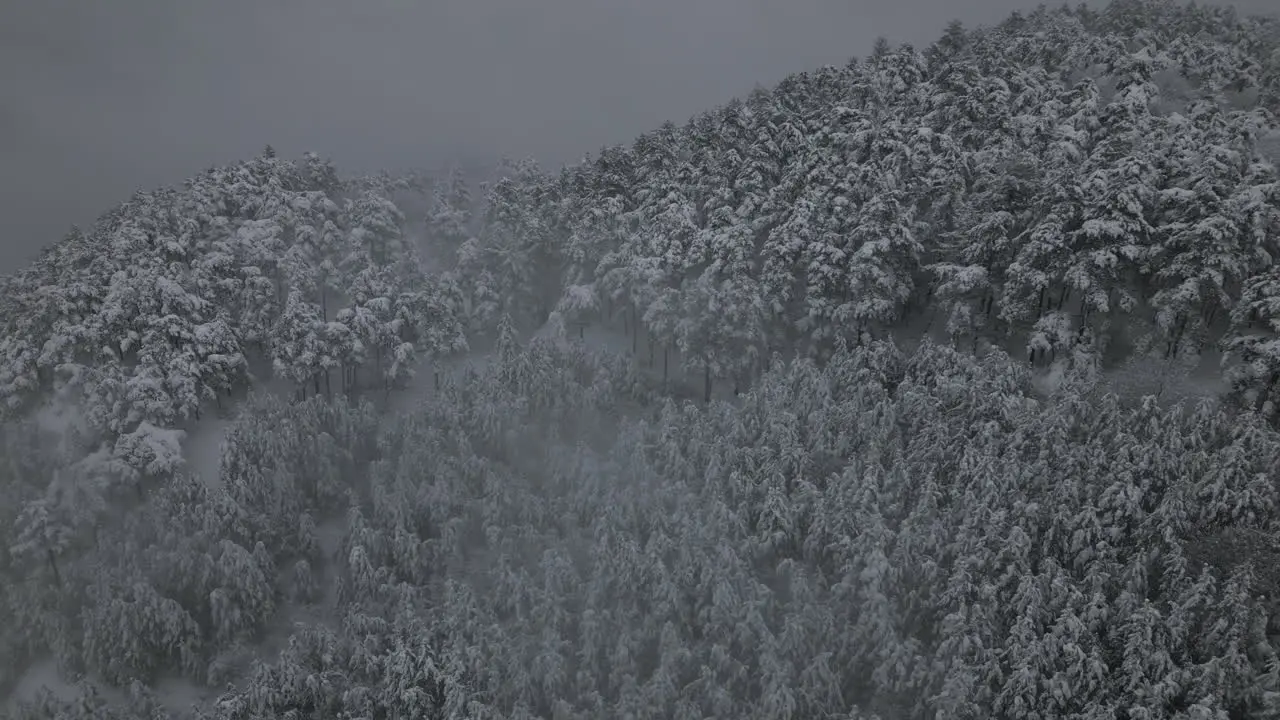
(4, 1), (1280, 719)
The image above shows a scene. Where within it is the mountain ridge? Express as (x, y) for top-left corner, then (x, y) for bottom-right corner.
(6, 1), (1280, 718)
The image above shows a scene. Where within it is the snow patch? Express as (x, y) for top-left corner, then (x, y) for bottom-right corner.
(152, 675), (213, 719)
(5, 658), (76, 711)
(4, 658), (128, 716)
(183, 416), (232, 489)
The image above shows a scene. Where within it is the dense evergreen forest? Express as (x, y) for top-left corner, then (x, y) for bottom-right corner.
(4, 0), (1280, 717)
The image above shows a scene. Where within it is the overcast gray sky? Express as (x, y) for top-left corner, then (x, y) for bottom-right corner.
(0, 0), (1272, 273)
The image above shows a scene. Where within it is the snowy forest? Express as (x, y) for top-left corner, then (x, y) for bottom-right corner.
(4, 0), (1280, 717)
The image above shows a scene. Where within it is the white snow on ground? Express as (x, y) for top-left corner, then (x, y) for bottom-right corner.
(152, 676), (213, 720)
(383, 343), (495, 418)
(3, 657), (129, 716)
(4, 659), (74, 712)
(179, 375), (293, 490)
(1099, 346), (1227, 408)
(183, 415), (233, 489)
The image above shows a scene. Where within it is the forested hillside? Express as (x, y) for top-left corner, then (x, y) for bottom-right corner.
(4, 0), (1280, 718)
(450, 0), (1280, 411)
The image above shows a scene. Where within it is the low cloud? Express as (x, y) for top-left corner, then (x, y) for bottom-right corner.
(1, 0), (1272, 272)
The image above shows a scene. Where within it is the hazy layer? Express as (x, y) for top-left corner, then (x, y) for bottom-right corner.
(1, 0), (1273, 273)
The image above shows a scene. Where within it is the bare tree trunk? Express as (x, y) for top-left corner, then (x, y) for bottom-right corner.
(47, 550), (61, 588)
(1154, 354), (1175, 402)
(704, 364), (712, 404)
(1167, 315), (1188, 359)
(663, 346), (670, 382)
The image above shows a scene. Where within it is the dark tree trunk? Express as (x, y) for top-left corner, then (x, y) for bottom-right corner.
(631, 306), (638, 355)
(47, 550), (61, 588)
(663, 346), (670, 382)
(704, 364), (712, 404)
(1167, 315), (1188, 359)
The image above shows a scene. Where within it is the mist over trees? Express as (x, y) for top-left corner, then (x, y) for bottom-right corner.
(4, 0), (1280, 718)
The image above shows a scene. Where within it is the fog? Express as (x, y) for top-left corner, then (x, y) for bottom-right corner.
(0, 0), (1273, 273)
